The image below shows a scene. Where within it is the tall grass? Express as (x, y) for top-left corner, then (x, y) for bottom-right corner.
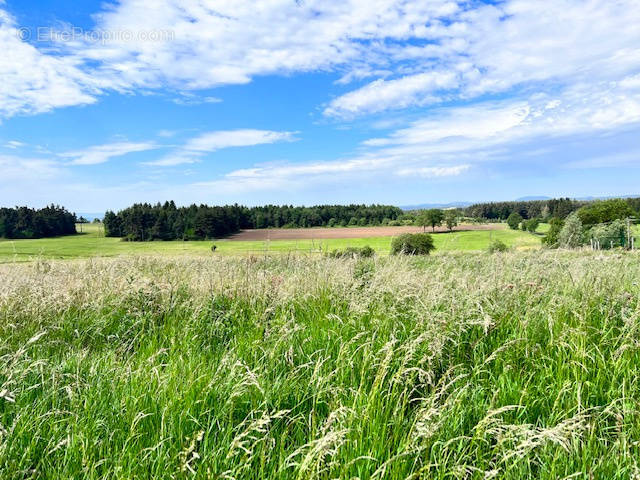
(0, 252), (639, 478)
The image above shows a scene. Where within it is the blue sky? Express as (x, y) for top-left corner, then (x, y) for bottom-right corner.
(1, 0), (639, 212)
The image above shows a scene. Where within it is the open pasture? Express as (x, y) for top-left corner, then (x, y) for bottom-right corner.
(0, 223), (541, 262)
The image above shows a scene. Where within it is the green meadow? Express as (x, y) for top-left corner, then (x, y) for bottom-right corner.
(2, 252), (640, 479)
(0, 223), (542, 262)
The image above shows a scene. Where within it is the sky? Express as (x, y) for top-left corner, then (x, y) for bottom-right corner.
(0, 0), (639, 212)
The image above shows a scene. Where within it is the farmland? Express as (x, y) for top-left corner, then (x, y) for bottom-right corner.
(0, 223), (542, 262)
(2, 251), (640, 478)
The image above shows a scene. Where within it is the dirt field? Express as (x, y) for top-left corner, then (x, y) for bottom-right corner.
(228, 223), (502, 241)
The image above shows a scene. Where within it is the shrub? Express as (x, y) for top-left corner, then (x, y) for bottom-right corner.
(391, 233), (435, 255)
(588, 219), (627, 249)
(507, 212), (523, 230)
(359, 245), (375, 257)
(542, 217), (564, 248)
(522, 218), (540, 233)
(487, 239), (509, 253)
(328, 246), (375, 258)
(558, 212), (583, 248)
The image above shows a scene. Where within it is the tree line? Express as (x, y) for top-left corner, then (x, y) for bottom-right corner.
(0, 205), (77, 239)
(103, 202), (404, 241)
(464, 198), (586, 220)
(464, 197), (640, 221)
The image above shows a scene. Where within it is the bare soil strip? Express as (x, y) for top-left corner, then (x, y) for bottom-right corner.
(228, 224), (502, 241)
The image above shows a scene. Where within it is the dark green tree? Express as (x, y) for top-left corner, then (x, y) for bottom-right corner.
(417, 209), (445, 232)
(542, 218), (564, 248)
(444, 210), (458, 231)
(507, 212), (523, 230)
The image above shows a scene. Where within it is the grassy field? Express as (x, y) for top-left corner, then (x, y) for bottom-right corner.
(1, 252), (640, 478)
(0, 223), (541, 262)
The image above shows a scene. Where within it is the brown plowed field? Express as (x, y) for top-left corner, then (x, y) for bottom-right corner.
(228, 224), (502, 241)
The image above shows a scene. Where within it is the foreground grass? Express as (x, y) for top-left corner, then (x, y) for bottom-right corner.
(1, 251), (639, 478)
(0, 223), (540, 262)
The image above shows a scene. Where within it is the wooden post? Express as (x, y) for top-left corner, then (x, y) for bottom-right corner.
(627, 218), (631, 250)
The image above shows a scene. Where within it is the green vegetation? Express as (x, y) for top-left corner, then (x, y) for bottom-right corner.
(104, 202), (403, 240)
(507, 212), (523, 230)
(444, 210), (458, 231)
(465, 197), (583, 220)
(0, 224), (543, 262)
(521, 218), (540, 233)
(390, 233), (435, 255)
(416, 209), (445, 233)
(2, 252), (640, 478)
(327, 245), (375, 258)
(487, 239), (509, 253)
(464, 197), (640, 224)
(542, 218), (564, 247)
(0, 205), (76, 239)
(536, 222), (551, 234)
(576, 199), (634, 226)
(543, 200), (637, 250)
(588, 220), (628, 249)
(558, 212), (583, 249)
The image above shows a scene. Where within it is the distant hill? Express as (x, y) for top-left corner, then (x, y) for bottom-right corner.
(515, 196), (552, 201)
(400, 202), (472, 211)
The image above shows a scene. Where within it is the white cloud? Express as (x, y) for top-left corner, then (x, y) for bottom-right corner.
(325, 71), (459, 118)
(194, 152), (466, 194)
(565, 150), (640, 169)
(171, 94), (222, 106)
(0, 154), (62, 183)
(364, 102), (532, 147)
(61, 142), (157, 165)
(1, 0), (639, 124)
(324, 0), (640, 117)
(184, 129), (295, 152)
(3, 140), (26, 149)
(193, 79), (640, 193)
(396, 165), (470, 178)
(81, 0), (459, 89)
(1, 0), (640, 204)
(157, 129), (177, 138)
(0, 10), (100, 118)
(145, 129), (296, 166)
(143, 153), (200, 167)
